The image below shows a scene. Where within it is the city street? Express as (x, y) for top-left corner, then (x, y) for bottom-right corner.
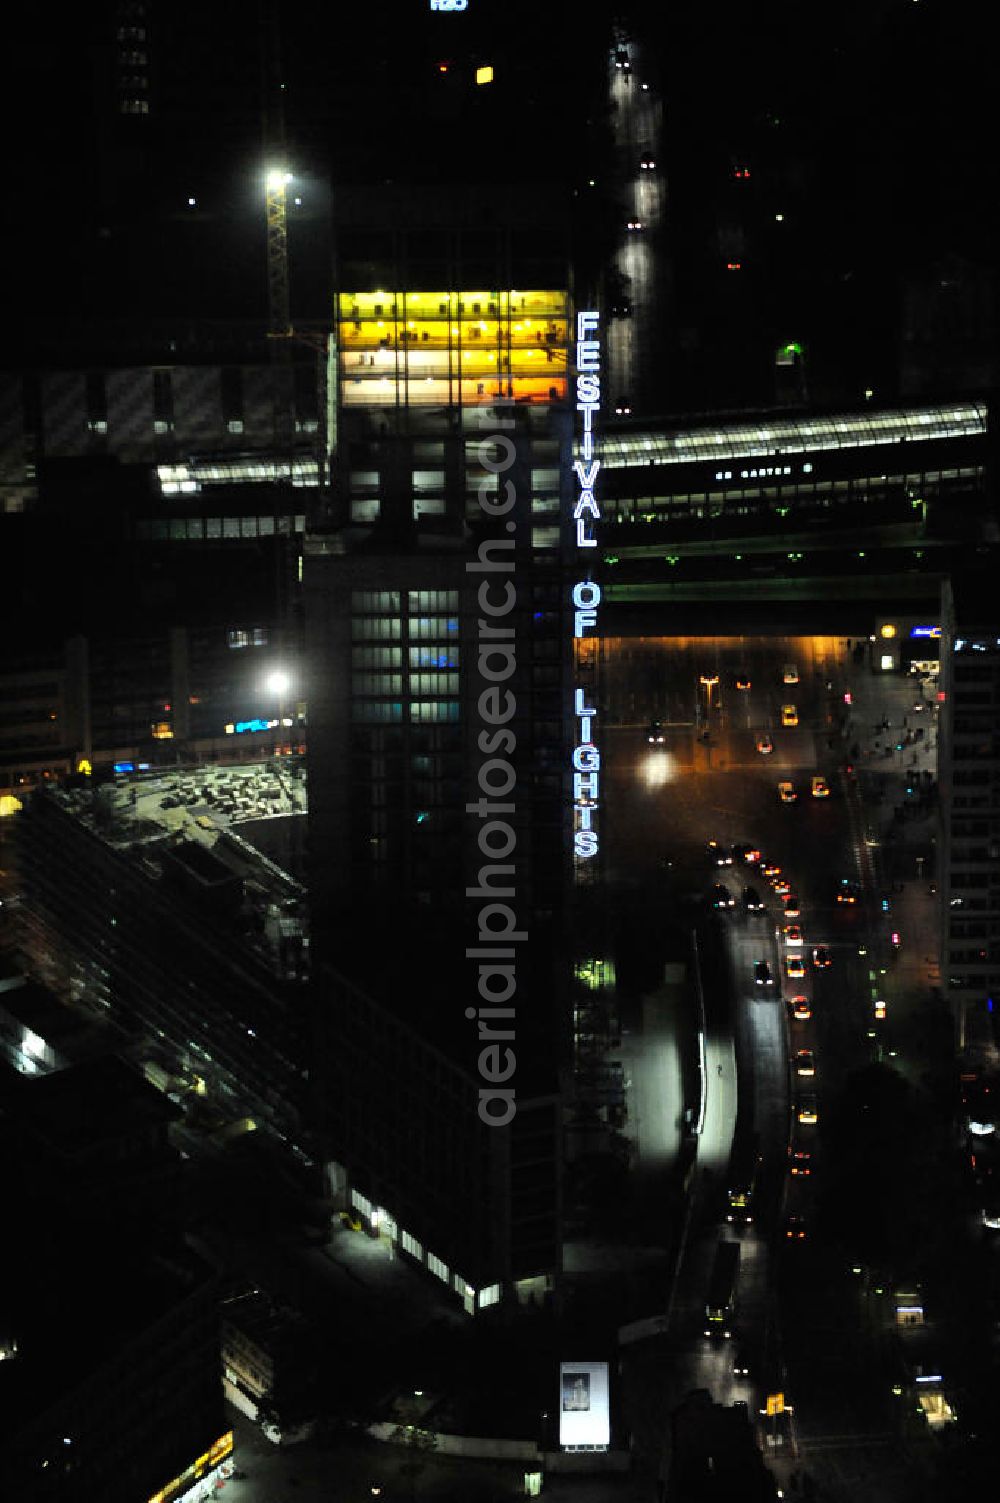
(600, 631), (948, 1499)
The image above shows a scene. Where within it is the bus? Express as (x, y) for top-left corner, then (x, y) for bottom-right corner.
(726, 1131), (761, 1224)
(704, 1240), (740, 1338)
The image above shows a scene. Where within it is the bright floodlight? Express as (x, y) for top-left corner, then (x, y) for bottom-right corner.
(266, 169), (293, 191)
(266, 670), (291, 696)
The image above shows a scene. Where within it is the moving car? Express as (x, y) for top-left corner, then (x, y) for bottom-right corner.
(837, 879), (860, 904)
(646, 720), (666, 744)
(707, 840), (733, 866)
(812, 946), (832, 969)
(733, 842), (762, 865)
(788, 995), (812, 1020)
(811, 774), (830, 798)
(778, 781), (797, 803)
(781, 704), (799, 727)
(755, 733), (773, 754)
(754, 960), (774, 987)
(712, 883), (736, 910)
(794, 1049), (816, 1077)
(772, 877), (791, 896)
(796, 1095), (819, 1124)
(783, 892), (801, 917)
(743, 886), (765, 913)
(760, 860), (781, 878)
(736, 675), (752, 691)
(732, 1344), (752, 1378)
(788, 1148), (812, 1176)
(783, 663), (799, 685)
(783, 924), (803, 947)
(785, 1213), (807, 1239)
(786, 955), (806, 979)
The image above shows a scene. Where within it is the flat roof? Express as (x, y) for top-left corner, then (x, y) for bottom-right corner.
(2, 1054), (179, 1152)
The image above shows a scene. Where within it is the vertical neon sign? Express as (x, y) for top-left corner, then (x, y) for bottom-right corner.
(572, 310), (601, 861)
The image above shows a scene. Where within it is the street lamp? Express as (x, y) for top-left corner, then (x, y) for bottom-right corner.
(266, 669), (292, 757)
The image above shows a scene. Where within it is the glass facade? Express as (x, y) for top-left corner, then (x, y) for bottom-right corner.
(336, 290), (569, 407)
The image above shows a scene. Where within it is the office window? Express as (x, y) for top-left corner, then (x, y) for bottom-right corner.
(401, 1231), (424, 1260)
(352, 674), (403, 696)
(227, 630), (250, 649)
(410, 673), (459, 696)
(409, 616), (459, 641)
(352, 618), (402, 641)
(408, 591), (459, 611)
(351, 498), (381, 522)
(351, 702), (403, 722)
(410, 701), (460, 723)
(413, 497), (446, 517)
(412, 469), (446, 491)
(352, 590), (401, 612)
(409, 646), (459, 668)
(428, 1254), (450, 1283)
(353, 646), (402, 668)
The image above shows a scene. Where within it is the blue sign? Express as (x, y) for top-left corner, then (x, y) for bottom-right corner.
(910, 625), (941, 639)
(114, 761), (135, 773)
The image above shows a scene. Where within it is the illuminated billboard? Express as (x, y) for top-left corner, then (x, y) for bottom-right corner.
(558, 1360), (610, 1448)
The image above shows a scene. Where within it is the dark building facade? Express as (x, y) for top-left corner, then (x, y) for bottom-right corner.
(939, 577), (1000, 1060)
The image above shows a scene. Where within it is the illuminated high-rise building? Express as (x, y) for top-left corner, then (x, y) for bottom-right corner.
(303, 177), (597, 1308)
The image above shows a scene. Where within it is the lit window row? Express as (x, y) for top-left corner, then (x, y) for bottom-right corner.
(158, 458), (318, 492)
(600, 404), (987, 469)
(350, 702), (460, 723)
(341, 345), (567, 367)
(342, 376), (567, 407)
(352, 590), (401, 612)
(135, 516), (303, 541)
(409, 591), (459, 611)
(338, 290), (569, 319)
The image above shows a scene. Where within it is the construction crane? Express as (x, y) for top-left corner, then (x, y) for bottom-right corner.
(258, 0), (333, 658)
(265, 168), (293, 341)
